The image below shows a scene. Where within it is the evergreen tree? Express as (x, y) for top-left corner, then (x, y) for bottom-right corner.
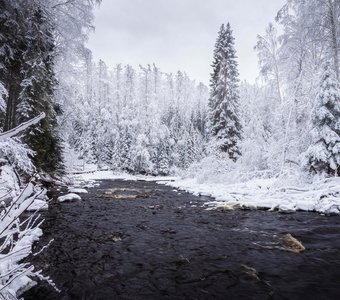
(208, 24), (225, 103)
(0, 0), (23, 132)
(19, 6), (63, 173)
(303, 64), (340, 175)
(0, 1), (63, 174)
(61, 60), (209, 174)
(208, 23), (242, 161)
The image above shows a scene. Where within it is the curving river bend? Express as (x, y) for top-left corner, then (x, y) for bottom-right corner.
(24, 179), (340, 300)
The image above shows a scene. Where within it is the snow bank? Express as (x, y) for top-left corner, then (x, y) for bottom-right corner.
(164, 175), (340, 214)
(75, 170), (176, 182)
(78, 171), (137, 181)
(58, 193), (81, 202)
(0, 165), (20, 201)
(70, 169), (340, 215)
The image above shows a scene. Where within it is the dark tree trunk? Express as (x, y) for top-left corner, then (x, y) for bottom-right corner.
(4, 81), (19, 131)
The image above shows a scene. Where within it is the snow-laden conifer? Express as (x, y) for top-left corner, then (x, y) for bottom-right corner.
(303, 64), (340, 175)
(208, 23), (242, 161)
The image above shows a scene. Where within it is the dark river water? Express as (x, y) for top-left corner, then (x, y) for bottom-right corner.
(23, 179), (340, 300)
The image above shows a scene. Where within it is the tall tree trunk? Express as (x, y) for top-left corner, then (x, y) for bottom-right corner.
(328, 0), (339, 80)
(4, 82), (19, 131)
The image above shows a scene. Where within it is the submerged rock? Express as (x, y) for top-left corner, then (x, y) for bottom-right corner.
(276, 233), (305, 253)
(242, 264), (260, 281)
(253, 233), (305, 253)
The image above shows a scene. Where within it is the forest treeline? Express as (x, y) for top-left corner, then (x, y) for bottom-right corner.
(63, 62), (209, 174)
(0, 0), (339, 179)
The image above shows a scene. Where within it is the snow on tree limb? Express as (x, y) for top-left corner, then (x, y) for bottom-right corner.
(0, 113), (45, 142)
(0, 179), (58, 299)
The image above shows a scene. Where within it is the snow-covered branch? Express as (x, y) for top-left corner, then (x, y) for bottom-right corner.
(0, 180), (57, 299)
(0, 113), (45, 142)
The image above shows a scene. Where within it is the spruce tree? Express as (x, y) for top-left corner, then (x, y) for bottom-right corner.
(20, 7), (64, 174)
(0, 0), (23, 132)
(0, 1), (63, 174)
(208, 23), (242, 161)
(303, 64), (340, 175)
(208, 24), (225, 102)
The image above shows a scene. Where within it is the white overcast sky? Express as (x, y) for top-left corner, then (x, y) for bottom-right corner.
(87, 0), (285, 85)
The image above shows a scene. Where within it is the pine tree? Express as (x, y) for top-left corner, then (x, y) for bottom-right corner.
(303, 64), (340, 175)
(208, 23), (242, 161)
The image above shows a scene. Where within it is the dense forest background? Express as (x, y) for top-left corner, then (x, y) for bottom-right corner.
(0, 0), (339, 180)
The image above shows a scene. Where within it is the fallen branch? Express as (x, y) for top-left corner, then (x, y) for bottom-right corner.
(0, 113), (45, 141)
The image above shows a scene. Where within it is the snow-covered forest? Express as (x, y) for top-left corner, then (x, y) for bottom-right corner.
(58, 0), (340, 179)
(2, 0), (339, 179)
(61, 62), (209, 174)
(0, 0), (340, 298)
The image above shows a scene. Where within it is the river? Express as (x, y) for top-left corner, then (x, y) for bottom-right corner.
(23, 179), (340, 299)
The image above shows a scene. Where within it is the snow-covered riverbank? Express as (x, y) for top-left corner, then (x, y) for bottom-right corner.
(74, 171), (340, 215)
(165, 176), (340, 215)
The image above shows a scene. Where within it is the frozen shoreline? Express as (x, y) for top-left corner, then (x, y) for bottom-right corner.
(74, 170), (340, 215)
(164, 177), (340, 215)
